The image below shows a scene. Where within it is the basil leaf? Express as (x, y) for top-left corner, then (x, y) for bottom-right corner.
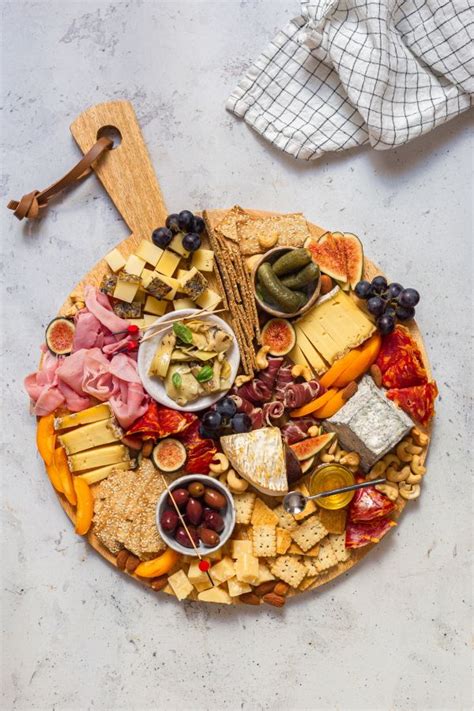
(172, 372), (182, 389)
(196, 365), (213, 383)
(173, 322), (193, 344)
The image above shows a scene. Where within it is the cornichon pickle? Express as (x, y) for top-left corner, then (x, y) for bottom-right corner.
(257, 263), (306, 313)
(281, 262), (320, 289)
(272, 248), (312, 277)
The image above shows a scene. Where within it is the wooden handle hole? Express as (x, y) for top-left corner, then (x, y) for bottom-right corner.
(96, 125), (122, 149)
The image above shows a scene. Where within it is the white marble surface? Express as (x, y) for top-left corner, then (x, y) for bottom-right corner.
(1, 2), (472, 710)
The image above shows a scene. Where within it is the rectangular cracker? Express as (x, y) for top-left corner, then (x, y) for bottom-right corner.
(314, 538), (338, 572)
(290, 515), (328, 552)
(233, 492), (256, 525)
(329, 533), (351, 564)
(252, 525), (277, 558)
(319, 508), (347, 535)
(273, 504), (298, 531)
(251, 498), (279, 527)
(269, 555), (307, 589)
(276, 527), (292, 555)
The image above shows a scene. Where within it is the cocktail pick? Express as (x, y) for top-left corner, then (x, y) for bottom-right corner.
(115, 340), (139, 354)
(112, 324), (140, 337)
(158, 473), (214, 584)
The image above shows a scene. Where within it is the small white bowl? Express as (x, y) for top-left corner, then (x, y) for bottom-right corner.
(156, 474), (236, 556)
(138, 308), (240, 412)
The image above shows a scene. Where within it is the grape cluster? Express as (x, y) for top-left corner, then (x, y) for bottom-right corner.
(199, 397), (251, 439)
(354, 276), (420, 335)
(152, 210), (204, 252)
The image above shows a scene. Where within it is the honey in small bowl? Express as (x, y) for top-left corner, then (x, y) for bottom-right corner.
(309, 464), (355, 510)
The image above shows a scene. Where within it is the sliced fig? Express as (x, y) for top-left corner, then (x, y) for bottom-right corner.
(304, 232), (347, 283)
(152, 438), (187, 472)
(290, 433), (335, 461)
(340, 233), (364, 290)
(300, 456), (316, 474)
(45, 317), (75, 356)
(261, 318), (296, 356)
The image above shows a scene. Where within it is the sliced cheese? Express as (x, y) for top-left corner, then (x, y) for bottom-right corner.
(59, 418), (123, 455)
(156, 249), (181, 277)
(54, 403), (112, 431)
(197, 587), (232, 605)
(134, 240), (163, 267)
(191, 249), (214, 272)
(104, 248), (126, 273)
(124, 254), (146, 277)
(234, 554), (259, 584)
(195, 288), (222, 311)
(68, 444), (129, 473)
(144, 295), (167, 316)
(294, 325), (329, 375)
(77, 461), (131, 485)
(220, 427), (288, 496)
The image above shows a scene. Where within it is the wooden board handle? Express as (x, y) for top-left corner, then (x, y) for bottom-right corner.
(70, 101), (167, 239)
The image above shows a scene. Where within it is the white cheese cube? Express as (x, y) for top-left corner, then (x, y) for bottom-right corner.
(227, 576), (252, 597)
(252, 563), (276, 585)
(156, 250), (181, 277)
(191, 249), (215, 272)
(144, 295), (167, 316)
(141, 268), (156, 289)
(234, 554), (259, 584)
(135, 240), (163, 267)
(197, 587), (232, 605)
(168, 233), (190, 257)
(209, 556), (235, 585)
(104, 248), (126, 273)
(124, 254), (146, 277)
(167, 569), (193, 601)
(230, 540), (253, 559)
(113, 278), (140, 304)
(195, 288), (222, 310)
(173, 298), (195, 310)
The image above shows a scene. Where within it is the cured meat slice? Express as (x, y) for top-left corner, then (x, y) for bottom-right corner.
(280, 417), (319, 444)
(257, 357), (284, 392)
(376, 325), (414, 373)
(274, 359), (294, 401)
(387, 381), (438, 426)
(348, 482), (396, 522)
(283, 379), (323, 409)
(179, 420), (217, 474)
(233, 378), (272, 403)
(126, 402), (196, 439)
(381, 350), (427, 388)
(231, 395), (264, 429)
(262, 400), (285, 425)
(345, 518), (397, 549)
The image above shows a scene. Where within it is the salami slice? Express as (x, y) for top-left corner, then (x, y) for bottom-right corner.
(381, 350), (427, 388)
(345, 518), (397, 549)
(126, 401), (196, 439)
(348, 482), (396, 522)
(387, 381), (438, 426)
(376, 326), (414, 373)
(179, 420), (217, 474)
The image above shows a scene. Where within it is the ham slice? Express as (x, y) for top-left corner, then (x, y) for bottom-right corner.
(72, 311), (105, 351)
(84, 285), (129, 334)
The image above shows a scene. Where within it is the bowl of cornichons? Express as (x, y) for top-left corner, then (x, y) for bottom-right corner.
(252, 247), (321, 318)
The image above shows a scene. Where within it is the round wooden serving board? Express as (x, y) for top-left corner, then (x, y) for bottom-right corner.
(42, 101), (432, 603)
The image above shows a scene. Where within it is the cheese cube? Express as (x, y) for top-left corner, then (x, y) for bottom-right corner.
(144, 295), (167, 316)
(167, 569), (194, 601)
(143, 313), (159, 327)
(156, 250), (181, 277)
(155, 274), (179, 301)
(168, 233), (190, 257)
(113, 275), (140, 303)
(141, 268), (156, 289)
(173, 298), (195, 310)
(191, 249), (214, 272)
(188, 560), (213, 588)
(234, 554), (259, 584)
(227, 576), (252, 597)
(195, 288), (222, 310)
(252, 563), (276, 585)
(230, 540), (253, 559)
(209, 556), (235, 585)
(134, 240), (163, 267)
(194, 579), (213, 593)
(124, 254), (146, 277)
(205, 548), (223, 562)
(177, 269), (191, 282)
(104, 248), (126, 273)
(197, 587), (232, 605)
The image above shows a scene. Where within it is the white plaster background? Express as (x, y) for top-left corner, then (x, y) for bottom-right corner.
(1, 2), (472, 710)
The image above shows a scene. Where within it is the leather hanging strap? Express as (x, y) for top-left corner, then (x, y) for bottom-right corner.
(7, 136), (113, 220)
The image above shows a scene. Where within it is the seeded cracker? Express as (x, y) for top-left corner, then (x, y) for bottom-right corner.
(270, 556), (307, 589)
(293, 484), (317, 521)
(273, 504), (298, 531)
(233, 492), (256, 525)
(290, 515), (328, 552)
(237, 213), (311, 256)
(314, 538), (338, 572)
(329, 533), (351, 563)
(215, 205), (249, 242)
(252, 525), (277, 557)
(251, 498), (279, 527)
(276, 527), (292, 555)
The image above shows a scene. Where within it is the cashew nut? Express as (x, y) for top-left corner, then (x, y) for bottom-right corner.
(328, 439), (338, 455)
(407, 471), (423, 484)
(307, 425), (321, 437)
(340, 452), (361, 469)
(209, 453), (230, 474)
(411, 427), (429, 447)
(367, 461), (388, 480)
(234, 374), (253, 388)
(219, 472), (229, 485)
(410, 454), (426, 477)
(291, 364), (313, 382)
(399, 482), (421, 500)
(255, 345), (271, 371)
(375, 482), (399, 502)
(383, 454), (402, 469)
(320, 453), (335, 463)
(227, 469), (249, 493)
(396, 440), (414, 463)
(258, 231), (279, 250)
(386, 465), (411, 483)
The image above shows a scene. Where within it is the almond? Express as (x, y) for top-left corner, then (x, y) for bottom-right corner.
(239, 592), (261, 606)
(125, 554), (140, 573)
(342, 381), (358, 401)
(150, 576), (168, 591)
(273, 582), (290, 597)
(263, 592), (286, 608)
(320, 275), (334, 295)
(370, 364), (382, 387)
(254, 581), (276, 596)
(116, 550), (129, 571)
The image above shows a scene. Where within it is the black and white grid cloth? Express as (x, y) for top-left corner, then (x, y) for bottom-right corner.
(226, 0), (473, 159)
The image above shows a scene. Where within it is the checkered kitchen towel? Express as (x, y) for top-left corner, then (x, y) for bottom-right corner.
(226, 0), (473, 159)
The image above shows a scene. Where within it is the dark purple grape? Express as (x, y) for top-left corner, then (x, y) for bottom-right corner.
(216, 397), (237, 418)
(192, 216), (205, 234)
(398, 288), (420, 308)
(178, 210), (194, 232)
(165, 213), (180, 233)
(199, 424), (217, 440)
(372, 276), (388, 290)
(377, 313), (396, 335)
(182, 232), (201, 252)
(354, 280), (372, 299)
(386, 282), (403, 299)
(201, 410), (222, 432)
(367, 296), (386, 316)
(231, 413), (252, 433)
(384, 306), (397, 319)
(152, 227), (173, 248)
(396, 305), (415, 321)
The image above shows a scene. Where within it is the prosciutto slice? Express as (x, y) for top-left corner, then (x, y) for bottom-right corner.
(274, 359), (294, 401)
(257, 357), (284, 392)
(231, 395), (264, 429)
(281, 417), (319, 445)
(262, 400), (285, 425)
(233, 378), (272, 404)
(283, 379), (323, 409)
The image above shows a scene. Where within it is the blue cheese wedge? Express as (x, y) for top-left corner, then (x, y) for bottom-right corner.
(323, 375), (413, 471)
(220, 427), (288, 496)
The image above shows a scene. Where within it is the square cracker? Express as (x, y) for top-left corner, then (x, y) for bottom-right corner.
(276, 527), (292, 555)
(270, 555), (307, 589)
(290, 515), (328, 552)
(273, 504), (298, 531)
(251, 498), (279, 527)
(252, 525), (277, 558)
(303, 558), (319, 576)
(233, 492), (256, 525)
(314, 538), (338, 572)
(329, 533), (351, 563)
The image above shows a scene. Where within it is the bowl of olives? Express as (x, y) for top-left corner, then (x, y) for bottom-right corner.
(156, 474), (236, 556)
